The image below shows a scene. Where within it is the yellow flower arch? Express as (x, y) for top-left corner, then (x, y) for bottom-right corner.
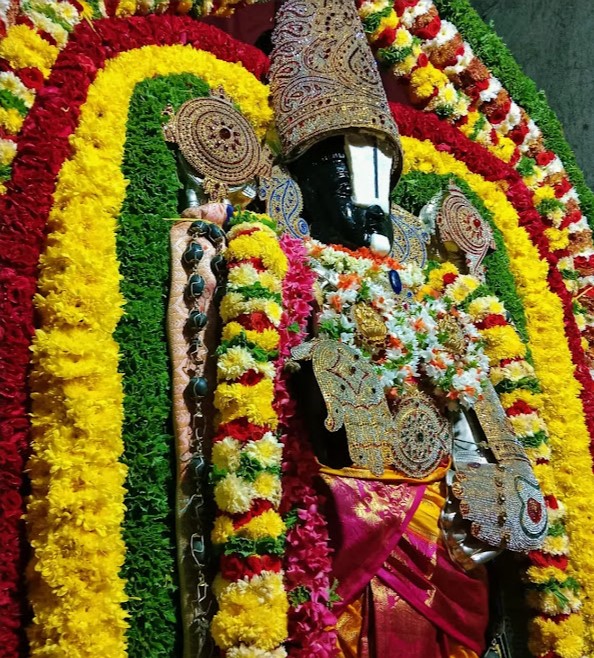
(26, 44), (271, 657)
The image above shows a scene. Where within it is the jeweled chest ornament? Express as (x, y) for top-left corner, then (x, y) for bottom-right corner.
(290, 337), (451, 478)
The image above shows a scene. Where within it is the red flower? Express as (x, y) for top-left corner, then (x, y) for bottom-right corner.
(535, 150), (556, 166)
(476, 314), (508, 330)
(442, 272), (458, 285)
(16, 67), (44, 90)
(506, 400), (536, 416)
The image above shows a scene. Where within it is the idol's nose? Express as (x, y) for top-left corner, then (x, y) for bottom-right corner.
(365, 205), (392, 256)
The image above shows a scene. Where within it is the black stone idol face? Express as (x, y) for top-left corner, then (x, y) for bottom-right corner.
(288, 137), (394, 252)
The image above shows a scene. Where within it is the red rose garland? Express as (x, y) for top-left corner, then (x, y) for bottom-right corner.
(391, 101), (594, 450)
(0, 16), (268, 653)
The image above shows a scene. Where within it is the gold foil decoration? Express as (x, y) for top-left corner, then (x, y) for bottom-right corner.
(291, 338), (451, 479)
(450, 381), (548, 552)
(352, 303), (387, 348)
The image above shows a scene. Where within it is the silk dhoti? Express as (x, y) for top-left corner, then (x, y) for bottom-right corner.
(319, 468), (489, 658)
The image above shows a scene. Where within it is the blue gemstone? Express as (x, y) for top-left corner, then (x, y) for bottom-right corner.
(182, 242), (203, 268)
(189, 220), (209, 237)
(187, 311), (207, 332)
(389, 270), (402, 294)
(188, 376), (209, 398)
(187, 274), (205, 298)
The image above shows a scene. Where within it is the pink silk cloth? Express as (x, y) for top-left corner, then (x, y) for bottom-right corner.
(320, 473), (489, 658)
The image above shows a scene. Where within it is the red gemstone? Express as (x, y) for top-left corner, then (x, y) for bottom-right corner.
(527, 498), (542, 523)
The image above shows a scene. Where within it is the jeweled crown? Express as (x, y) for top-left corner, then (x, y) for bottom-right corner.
(269, 0), (402, 172)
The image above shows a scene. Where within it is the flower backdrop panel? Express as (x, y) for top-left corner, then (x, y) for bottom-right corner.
(0, 2), (593, 658)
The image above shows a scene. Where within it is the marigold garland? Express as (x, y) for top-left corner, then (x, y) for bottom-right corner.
(0, 18), (269, 653)
(357, 0), (594, 373)
(211, 212), (290, 656)
(24, 42), (272, 658)
(425, 262), (583, 654)
(401, 132), (594, 656)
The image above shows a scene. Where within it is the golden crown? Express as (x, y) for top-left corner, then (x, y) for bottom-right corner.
(269, 0), (402, 171)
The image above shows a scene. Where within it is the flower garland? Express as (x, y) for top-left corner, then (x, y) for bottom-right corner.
(276, 233), (338, 658)
(210, 211), (290, 657)
(393, 102), (594, 449)
(0, 13), (268, 190)
(308, 240), (489, 406)
(17, 38), (271, 658)
(358, 0), (594, 368)
(425, 262), (582, 657)
(0, 18), (269, 653)
(399, 129), (594, 656)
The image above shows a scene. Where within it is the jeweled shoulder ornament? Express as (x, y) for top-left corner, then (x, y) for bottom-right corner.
(163, 89), (271, 202)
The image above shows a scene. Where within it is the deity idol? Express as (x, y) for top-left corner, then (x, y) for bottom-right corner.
(163, 1), (548, 656)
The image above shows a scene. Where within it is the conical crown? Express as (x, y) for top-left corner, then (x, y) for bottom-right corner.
(269, 0), (402, 170)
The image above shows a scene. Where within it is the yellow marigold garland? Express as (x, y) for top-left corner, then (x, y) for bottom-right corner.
(403, 135), (594, 656)
(210, 214), (290, 656)
(25, 44), (271, 657)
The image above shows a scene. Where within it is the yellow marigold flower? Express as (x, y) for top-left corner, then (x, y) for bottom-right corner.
(533, 185), (556, 204)
(238, 510), (285, 540)
(509, 413), (547, 437)
(480, 325), (526, 364)
(0, 138), (17, 167)
(543, 534), (570, 556)
(526, 565), (570, 585)
(529, 610), (585, 657)
(0, 107), (24, 135)
(544, 227), (570, 251)
(394, 27), (412, 48)
(212, 437), (242, 472)
(488, 135), (516, 163)
(525, 443), (551, 464)
(116, 0), (137, 16)
(212, 515), (236, 545)
(215, 379), (278, 428)
(467, 296), (505, 321)
(445, 274), (479, 303)
(243, 433), (283, 468)
(227, 646), (288, 658)
(499, 389), (543, 410)
(410, 63), (448, 101)
(222, 323), (280, 352)
(253, 472), (281, 506)
(214, 474), (254, 514)
(218, 346), (257, 381)
(227, 232), (288, 279)
(0, 24), (59, 77)
(427, 262), (459, 292)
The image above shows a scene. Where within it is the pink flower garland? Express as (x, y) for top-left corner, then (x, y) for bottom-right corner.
(276, 234), (339, 658)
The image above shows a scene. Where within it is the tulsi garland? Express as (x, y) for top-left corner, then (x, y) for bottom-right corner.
(21, 41), (271, 658)
(399, 129), (594, 657)
(116, 73), (213, 656)
(211, 212), (290, 657)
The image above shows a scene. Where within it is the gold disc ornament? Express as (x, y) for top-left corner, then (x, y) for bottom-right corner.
(173, 96), (261, 186)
